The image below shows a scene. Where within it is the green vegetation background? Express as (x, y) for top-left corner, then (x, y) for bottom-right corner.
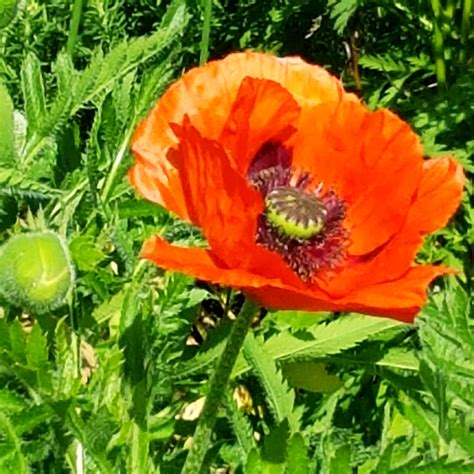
(0, 0), (472, 472)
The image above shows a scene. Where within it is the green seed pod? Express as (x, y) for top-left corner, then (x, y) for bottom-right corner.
(0, 231), (74, 313)
(0, 0), (19, 29)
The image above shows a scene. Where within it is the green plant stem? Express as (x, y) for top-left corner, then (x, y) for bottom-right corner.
(181, 299), (257, 474)
(199, 0), (213, 66)
(66, 0), (85, 59)
(460, 0), (472, 64)
(430, 0), (447, 90)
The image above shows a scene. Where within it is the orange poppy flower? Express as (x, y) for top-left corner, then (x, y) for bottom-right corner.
(130, 52), (464, 322)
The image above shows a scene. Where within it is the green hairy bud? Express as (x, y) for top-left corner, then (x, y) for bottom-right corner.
(0, 231), (75, 313)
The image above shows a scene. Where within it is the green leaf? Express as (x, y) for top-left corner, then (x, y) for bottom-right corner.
(397, 393), (440, 446)
(20, 53), (46, 134)
(261, 420), (289, 470)
(243, 334), (300, 432)
(224, 393), (256, 459)
(0, 412), (27, 474)
(0, 390), (27, 413)
(53, 321), (80, 399)
(0, 166), (61, 201)
(245, 449), (263, 474)
(286, 433), (310, 474)
(327, 0), (360, 34)
(9, 320), (27, 364)
(21, 0), (188, 165)
(128, 422), (151, 474)
(11, 404), (52, 435)
(282, 362), (343, 393)
(64, 407), (115, 474)
(26, 324), (52, 393)
(69, 234), (105, 272)
(0, 82), (16, 165)
(389, 457), (474, 473)
(269, 315), (406, 362)
(0, 0), (19, 29)
(234, 315), (406, 375)
(329, 444), (351, 474)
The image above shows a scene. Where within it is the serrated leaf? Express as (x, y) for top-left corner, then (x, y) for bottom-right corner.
(64, 407), (115, 474)
(0, 390), (27, 413)
(397, 393), (440, 445)
(224, 393), (256, 459)
(69, 234), (105, 272)
(20, 53), (46, 134)
(286, 433), (310, 474)
(329, 444), (351, 474)
(234, 315), (405, 377)
(9, 320), (27, 364)
(389, 456), (474, 473)
(53, 322), (80, 398)
(11, 404), (52, 435)
(243, 334), (300, 432)
(128, 422), (151, 474)
(26, 323), (52, 392)
(0, 166), (61, 200)
(0, 412), (27, 474)
(327, 0), (360, 34)
(0, 83), (16, 165)
(21, 0), (188, 165)
(262, 420), (289, 468)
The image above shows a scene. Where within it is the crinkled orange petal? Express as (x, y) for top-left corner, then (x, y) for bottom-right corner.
(144, 235), (452, 323)
(129, 161), (188, 219)
(141, 235), (301, 290)
(167, 118), (262, 247)
(316, 229), (423, 297)
(246, 265), (453, 322)
(219, 77), (300, 174)
(294, 102), (424, 255)
(130, 52), (349, 218)
(406, 156), (465, 233)
(167, 119), (304, 285)
(316, 158), (463, 297)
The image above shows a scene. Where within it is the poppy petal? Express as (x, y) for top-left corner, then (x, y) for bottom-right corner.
(246, 265), (451, 322)
(141, 235), (299, 289)
(219, 77), (300, 174)
(129, 161), (188, 220)
(166, 119), (305, 285)
(337, 264), (454, 322)
(316, 156), (463, 296)
(406, 156), (465, 234)
(316, 229), (423, 297)
(294, 102), (424, 255)
(131, 52), (350, 224)
(168, 118), (263, 248)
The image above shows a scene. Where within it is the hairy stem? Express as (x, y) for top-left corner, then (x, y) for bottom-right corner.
(460, 0), (472, 64)
(199, 0), (213, 66)
(66, 0), (85, 59)
(181, 299), (258, 474)
(430, 0), (447, 89)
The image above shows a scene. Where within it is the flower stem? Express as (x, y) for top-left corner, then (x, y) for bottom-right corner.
(459, 0), (472, 64)
(66, 0), (85, 59)
(181, 298), (257, 474)
(430, 0), (447, 90)
(199, 0), (213, 66)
